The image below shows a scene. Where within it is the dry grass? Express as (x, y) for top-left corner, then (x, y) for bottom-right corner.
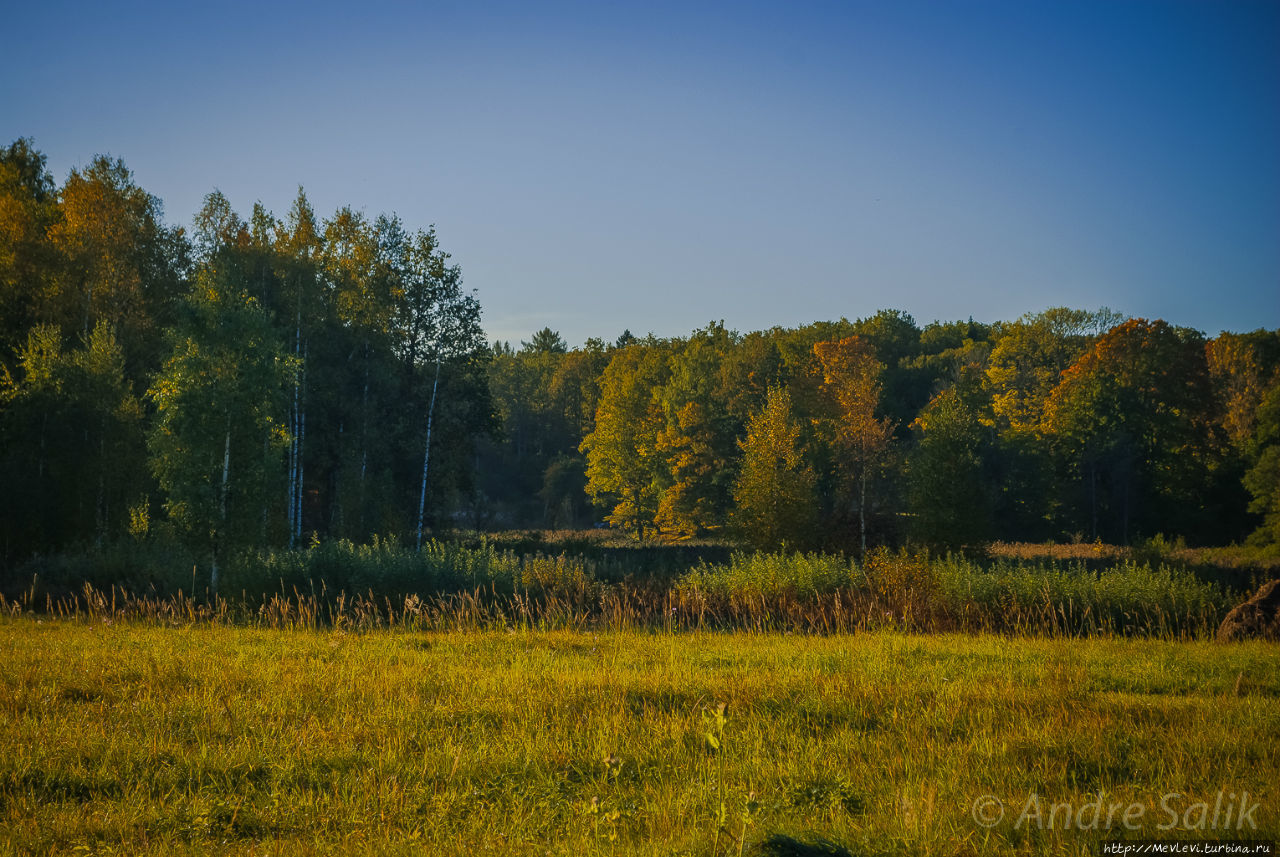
(1, 618), (1276, 855)
(987, 542), (1129, 563)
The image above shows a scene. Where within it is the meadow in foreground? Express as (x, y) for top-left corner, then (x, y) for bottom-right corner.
(1, 619), (1276, 856)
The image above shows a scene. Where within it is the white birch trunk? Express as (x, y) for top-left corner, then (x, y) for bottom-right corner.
(288, 312), (301, 545)
(213, 419), (230, 596)
(415, 355), (442, 550)
(296, 341), (307, 545)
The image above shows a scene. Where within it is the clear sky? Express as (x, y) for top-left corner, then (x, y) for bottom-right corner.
(3, 0), (1277, 346)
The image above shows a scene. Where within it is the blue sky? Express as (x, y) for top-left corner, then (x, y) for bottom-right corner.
(3, 0), (1277, 346)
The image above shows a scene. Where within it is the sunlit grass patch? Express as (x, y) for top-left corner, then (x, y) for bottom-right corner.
(0, 619), (1276, 855)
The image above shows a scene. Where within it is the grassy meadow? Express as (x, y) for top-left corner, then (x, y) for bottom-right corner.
(2, 617), (1277, 856)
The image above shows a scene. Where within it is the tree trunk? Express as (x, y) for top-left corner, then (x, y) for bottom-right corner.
(97, 433), (106, 546)
(261, 433), (270, 543)
(359, 341), (369, 536)
(416, 355), (442, 550)
(214, 418), (230, 596)
(1089, 458), (1097, 542)
(859, 467), (867, 557)
(296, 340), (308, 545)
(38, 413), (47, 479)
(288, 313), (301, 545)
(1121, 470), (1130, 546)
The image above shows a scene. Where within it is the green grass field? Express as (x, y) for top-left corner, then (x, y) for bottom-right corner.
(2, 618), (1276, 856)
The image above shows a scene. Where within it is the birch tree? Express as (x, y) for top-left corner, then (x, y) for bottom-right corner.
(276, 189), (322, 546)
(148, 258), (294, 594)
(815, 336), (894, 555)
(394, 227), (484, 547)
(47, 155), (186, 376)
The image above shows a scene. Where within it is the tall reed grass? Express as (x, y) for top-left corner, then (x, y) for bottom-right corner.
(0, 542), (1238, 638)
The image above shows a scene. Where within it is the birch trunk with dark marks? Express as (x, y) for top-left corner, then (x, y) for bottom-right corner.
(295, 340), (307, 545)
(416, 355), (442, 550)
(288, 311), (301, 545)
(212, 416), (230, 597)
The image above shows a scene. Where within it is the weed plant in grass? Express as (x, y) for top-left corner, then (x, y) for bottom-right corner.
(0, 618), (1276, 856)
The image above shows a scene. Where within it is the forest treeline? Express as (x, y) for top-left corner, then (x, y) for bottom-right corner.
(487, 313), (1279, 552)
(2, 137), (1279, 571)
(0, 139), (491, 578)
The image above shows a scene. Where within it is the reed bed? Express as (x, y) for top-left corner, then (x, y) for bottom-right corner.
(1, 542), (1238, 638)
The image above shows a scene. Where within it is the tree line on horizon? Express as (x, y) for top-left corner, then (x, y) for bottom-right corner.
(2, 137), (1279, 571)
(487, 313), (1278, 552)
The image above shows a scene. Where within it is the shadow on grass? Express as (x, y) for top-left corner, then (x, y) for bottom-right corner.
(756, 833), (856, 857)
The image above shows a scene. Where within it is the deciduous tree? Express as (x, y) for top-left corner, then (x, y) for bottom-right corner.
(1042, 318), (1219, 543)
(581, 341), (670, 538)
(148, 275), (295, 592)
(906, 388), (990, 548)
(733, 385), (817, 550)
(815, 336), (894, 554)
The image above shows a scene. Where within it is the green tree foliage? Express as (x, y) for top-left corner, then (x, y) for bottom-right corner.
(733, 386), (817, 550)
(1206, 330), (1280, 451)
(540, 453), (589, 528)
(407, 251), (490, 543)
(3, 138), (1277, 560)
(655, 323), (741, 537)
(524, 327), (567, 354)
(1206, 331), (1280, 546)
(0, 323), (148, 557)
(719, 330), (786, 422)
(1042, 319), (1220, 543)
(581, 341), (671, 538)
(815, 336), (895, 554)
(849, 309), (927, 430)
(0, 139), (59, 363)
(986, 307), (1124, 433)
(148, 276), (295, 589)
(47, 156), (187, 376)
(906, 388), (990, 548)
(550, 339), (608, 439)
(911, 318), (993, 398)
(980, 307), (1127, 541)
(482, 333), (608, 528)
(1242, 385), (1280, 547)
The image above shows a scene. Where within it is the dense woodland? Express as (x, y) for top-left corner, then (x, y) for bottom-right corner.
(2, 138), (1279, 573)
